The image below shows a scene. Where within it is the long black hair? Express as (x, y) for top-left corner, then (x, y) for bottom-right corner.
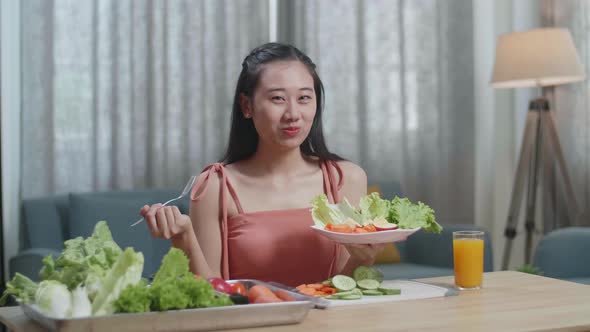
(221, 42), (342, 164)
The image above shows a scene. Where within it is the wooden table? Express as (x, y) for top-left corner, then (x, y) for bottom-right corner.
(1, 271), (589, 331)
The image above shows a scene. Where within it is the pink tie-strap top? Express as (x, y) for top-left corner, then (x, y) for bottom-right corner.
(189, 160), (343, 287)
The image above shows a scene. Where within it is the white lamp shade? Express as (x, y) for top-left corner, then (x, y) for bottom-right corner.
(491, 28), (586, 88)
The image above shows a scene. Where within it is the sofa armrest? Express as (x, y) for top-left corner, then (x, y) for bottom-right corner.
(9, 248), (61, 281)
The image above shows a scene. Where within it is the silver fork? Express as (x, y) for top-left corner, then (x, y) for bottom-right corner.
(130, 175), (198, 227)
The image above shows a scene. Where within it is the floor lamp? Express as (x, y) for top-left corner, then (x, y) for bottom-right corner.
(490, 28), (586, 270)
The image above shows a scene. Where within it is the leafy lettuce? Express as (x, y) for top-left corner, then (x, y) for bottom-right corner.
(91, 247), (144, 316)
(310, 193), (442, 233)
(389, 197), (441, 233)
(310, 194), (363, 228)
(115, 248), (232, 313)
(40, 220), (123, 292)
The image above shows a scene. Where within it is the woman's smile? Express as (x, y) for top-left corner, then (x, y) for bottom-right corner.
(281, 126), (300, 137)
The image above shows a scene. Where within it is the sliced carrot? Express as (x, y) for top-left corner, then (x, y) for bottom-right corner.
(306, 284), (325, 290)
(354, 227), (369, 233)
(296, 284), (308, 291)
(314, 291), (327, 296)
(321, 287), (338, 294)
(327, 224), (353, 233)
(362, 224), (377, 232)
(298, 287), (317, 296)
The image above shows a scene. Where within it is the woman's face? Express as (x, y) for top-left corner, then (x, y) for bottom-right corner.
(242, 60), (317, 151)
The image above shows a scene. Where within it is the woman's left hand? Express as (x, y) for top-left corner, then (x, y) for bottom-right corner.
(343, 243), (388, 265)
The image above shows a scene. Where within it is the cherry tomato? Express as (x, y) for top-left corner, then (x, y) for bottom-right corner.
(230, 283), (247, 296)
(207, 277), (233, 294)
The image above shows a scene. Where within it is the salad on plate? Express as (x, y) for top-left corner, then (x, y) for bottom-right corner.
(309, 193), (442, 244)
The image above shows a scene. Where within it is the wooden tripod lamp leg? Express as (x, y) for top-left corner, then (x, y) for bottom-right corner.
(501, 110), (539, 270)
(541, 110), (581, 226)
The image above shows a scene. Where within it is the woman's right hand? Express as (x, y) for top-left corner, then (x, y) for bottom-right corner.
(140, 204), (193, 240)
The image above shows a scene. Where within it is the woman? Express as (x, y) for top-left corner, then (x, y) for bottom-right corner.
(141, 43), (385, 286)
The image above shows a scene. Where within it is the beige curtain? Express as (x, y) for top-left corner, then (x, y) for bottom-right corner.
(281, 0), (475, 225)
(541, 0), (590, 229)
(21, 0), (269, 198)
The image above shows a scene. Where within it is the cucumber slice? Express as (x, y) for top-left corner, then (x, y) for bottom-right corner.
(362, 289), (384, 296)
(331, 275), (357, 291)
(339, 294), (362, 300)
(329, 290), (355, 298)
(352, 266), (384, 283)
(356, 279), (380, 290)
(328, 288), (362, 299)
(379, 287), (401, 295)
(350, 288), (363, 296)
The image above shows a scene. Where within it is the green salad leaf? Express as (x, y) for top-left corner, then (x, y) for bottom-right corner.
(310, 193), (442, 233)
(40, 221), (123, 290)
(91, 247), (144, 316)
(115, 248), (232, 313)
(389, 197), (441, 233)
(114, 280), (151, 313)
(359, 192), (391, 223)
(310, 194), (356, 227)
(0, 273), (38, 305)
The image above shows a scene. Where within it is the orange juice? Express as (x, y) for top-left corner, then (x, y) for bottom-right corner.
(453, 238), (484, 289)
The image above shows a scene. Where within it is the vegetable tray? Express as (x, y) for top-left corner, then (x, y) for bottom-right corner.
(20, 279), (318, 332)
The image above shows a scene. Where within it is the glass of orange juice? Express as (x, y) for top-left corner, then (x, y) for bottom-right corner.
(453, 230), (484, 290)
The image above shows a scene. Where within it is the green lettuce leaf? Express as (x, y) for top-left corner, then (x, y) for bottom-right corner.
(40, 221), (123, 290)
(359, 192), (391, 222)
(0, 273), (38, 305)
(114, 280), (151, 313)
(389, 197), (442, 233)
(148, 248), (233, 311)
(152, 247), (190, 284)
(91, 248), (144, 316)
(310, 194), (362, 227)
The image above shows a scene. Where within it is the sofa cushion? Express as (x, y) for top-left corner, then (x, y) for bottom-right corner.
(533, 227), (590, 279)
(68, 191), (190, 277)
(21, 195), (70, 250)
(375, 263), (454, 280)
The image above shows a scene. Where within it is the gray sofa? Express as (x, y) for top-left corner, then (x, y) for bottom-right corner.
(533, 227), (590, 285)
(12, 182), (493, 282)
(14, 190), (189, 281)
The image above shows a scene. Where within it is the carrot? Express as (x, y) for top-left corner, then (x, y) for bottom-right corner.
(321, 287), (338, 295)
(248, 285), (275, 303)
(362, 224), (377, 232)
(296, 284), (308, 291)
(306, 284), (325, 290)
(274, 290), (296, 302)
(253, 294), (283, 303)
(327, 224), (353, 233)
(298, 287), (317, 296)
(354, 227), (369, 233)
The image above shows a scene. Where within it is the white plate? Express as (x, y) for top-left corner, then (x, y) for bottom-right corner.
(310, 225), (421, 244)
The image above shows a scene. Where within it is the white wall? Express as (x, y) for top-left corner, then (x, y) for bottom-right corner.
(473, 0), (541, 271)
